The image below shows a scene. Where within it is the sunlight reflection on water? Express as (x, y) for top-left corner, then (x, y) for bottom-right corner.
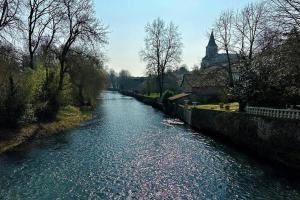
(0, 91), (300, 199)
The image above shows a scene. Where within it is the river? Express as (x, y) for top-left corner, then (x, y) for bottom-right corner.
(0, 91), (300, 199)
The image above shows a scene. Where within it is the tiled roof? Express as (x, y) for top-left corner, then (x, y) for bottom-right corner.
(168, 93), (190, 101)
(181, 67), (228, 88)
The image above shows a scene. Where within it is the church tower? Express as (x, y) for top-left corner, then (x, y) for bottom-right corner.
(205, 31), (218, 58)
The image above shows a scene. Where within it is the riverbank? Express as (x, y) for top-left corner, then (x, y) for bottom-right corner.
(120, 91), (300, 172)
(0, 106), (92, 155)
(120, 91), (163, 110)
(2, 91), (300, 199)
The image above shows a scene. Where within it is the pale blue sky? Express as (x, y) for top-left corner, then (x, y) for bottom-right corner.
(95, 0), (257, 76)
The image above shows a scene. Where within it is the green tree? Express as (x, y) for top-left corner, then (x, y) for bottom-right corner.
(67, 50), (106, 106)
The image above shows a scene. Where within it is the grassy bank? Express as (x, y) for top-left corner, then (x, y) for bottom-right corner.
(0, 106), (92, 155)
(142, 93), (160, 99)
(187, 102), (239, 112)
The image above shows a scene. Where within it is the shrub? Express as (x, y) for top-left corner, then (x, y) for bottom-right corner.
(24, 66), (72, 121)
(68, 53), (106, 107)
(0, 76), (27, 128)
(161, 90), (175, 105)
(58, 105), (80, 118)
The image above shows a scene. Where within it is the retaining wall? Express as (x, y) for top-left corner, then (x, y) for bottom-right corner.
(179, 108), (300, 170)
(120, 91), (300, 171)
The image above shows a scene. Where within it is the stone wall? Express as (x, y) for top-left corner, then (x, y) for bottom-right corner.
(178, 108), (300, 170)
(119, 91), (163, 110)
(120, 91), (300, 171)
(174, 105), (192, 125)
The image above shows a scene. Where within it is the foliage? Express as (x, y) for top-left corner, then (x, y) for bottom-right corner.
(140, 76), (158, 95)
(0, 49), (104, 127)
(24, 65), (72, 121)
(209, 1), (300, 109)
(67, 50), (106, 107)
(58, 105), (81, 117)
(163, 71), (181, 92)
(232, 29), (300, 108)
(161, 90), (175, 105)
(0, 0), (107, 130)
(0, 105), (91, 154)
(0, 45), (27, 128)
(0, 76), (27, 128)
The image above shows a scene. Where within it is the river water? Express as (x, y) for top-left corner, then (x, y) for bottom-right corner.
(0, 91), (300, 199)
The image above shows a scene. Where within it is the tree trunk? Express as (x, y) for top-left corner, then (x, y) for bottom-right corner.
(160, 72), (165, 97)
(157, 75), (162, 97)
(78, 84), (84, 106)
(58, 53), (67, 93)
(29, 52), (34, 69)
(239, 100), (247, 112)
(58, 61), (65, 93)
(225, 48), (234, 87)
(249, 41), (254, 61)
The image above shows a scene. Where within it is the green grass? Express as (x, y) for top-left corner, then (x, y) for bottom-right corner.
(0, 105), (92, 154)
(142, 93), (160, 99)
(187, 102), (239, 112)
(58, 105), (81, 117)
(80, 106), (94, 117)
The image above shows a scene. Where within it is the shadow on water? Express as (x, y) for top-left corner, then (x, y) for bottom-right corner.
(0, 132), (72, 164)
(0, 98), (105, 164)
(183, 125), (300, 183)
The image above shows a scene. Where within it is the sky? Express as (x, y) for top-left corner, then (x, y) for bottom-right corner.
(95, 0), (257, 76)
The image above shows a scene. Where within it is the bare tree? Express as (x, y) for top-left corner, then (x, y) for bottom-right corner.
(25, 0), (57, 69)
(271, 0), (300, 30)
(118, 69), (131, 91)
(42, 7), (62, 54)
(56, 0), (108, 93)
(214, 10), (235, 87)
(108, 69), (118, 90)
(39, 6), (64, 85)
(234, 9), (247, 59)
(234, 2), (268, 62)
(0, 0), (21, 38)
(140, 18), (182, 97)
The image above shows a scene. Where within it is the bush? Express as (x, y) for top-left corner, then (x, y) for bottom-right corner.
(58, 105), (80, 118)
(24, 66), (72, 121)
(0, 45), (106, 128)
(67, 52), (106, 107)
(161, 90), (175, 105)
(0, 76), (27, 128)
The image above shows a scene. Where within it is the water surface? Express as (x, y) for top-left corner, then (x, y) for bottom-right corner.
(0, 91), (300, 199)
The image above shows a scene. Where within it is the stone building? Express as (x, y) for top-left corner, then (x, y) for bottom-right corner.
(181, 31), (238, 103)
(201, 32), (238, 69)
(180, 67), (228, 103)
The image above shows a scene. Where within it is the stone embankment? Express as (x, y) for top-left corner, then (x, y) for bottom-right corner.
(120, 91), (300, 171)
